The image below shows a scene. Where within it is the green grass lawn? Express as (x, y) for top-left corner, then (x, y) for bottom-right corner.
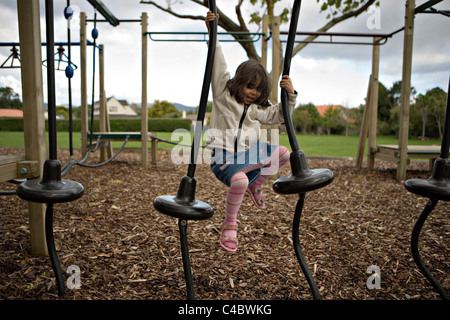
(0, 131), (442, 158)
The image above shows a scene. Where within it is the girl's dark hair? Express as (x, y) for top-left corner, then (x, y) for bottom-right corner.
(226, 59), (272, 107)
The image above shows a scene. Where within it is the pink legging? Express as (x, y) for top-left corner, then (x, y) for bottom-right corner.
(222, 146), (290, 249)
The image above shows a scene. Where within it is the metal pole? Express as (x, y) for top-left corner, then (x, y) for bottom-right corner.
(411, 199), (449, 300)
(45, 0), (57, 160)
(179, 219), (195, 300)
(439, 76), (450, 159)
(45, 203), (65, 295)
(89, 11), (97, 149)
(280, 0), (301, 152)
(187, 0), (217, 178)
(292, 193), (321, 300)
(66, 0), (73, 157)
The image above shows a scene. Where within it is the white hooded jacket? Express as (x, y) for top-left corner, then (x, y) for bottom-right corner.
(205, 41), (297, 154)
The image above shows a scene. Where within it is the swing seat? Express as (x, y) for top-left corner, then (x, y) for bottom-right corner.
(153, 175), (214, 220)
(273, 149), (334, 194)
(405, 158), (450, 201)
(17, 159), (84, 203)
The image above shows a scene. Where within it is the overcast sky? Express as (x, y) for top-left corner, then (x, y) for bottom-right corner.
(0, 0), (449, 109)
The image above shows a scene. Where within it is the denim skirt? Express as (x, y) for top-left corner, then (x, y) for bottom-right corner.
(210, 141), (279, 187)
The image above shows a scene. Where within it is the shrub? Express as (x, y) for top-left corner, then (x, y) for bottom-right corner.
(0, 118), (191, 132)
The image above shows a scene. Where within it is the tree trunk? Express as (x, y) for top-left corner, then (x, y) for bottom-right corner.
(421, 112), (427, 140)
(436, 115), (443, 140)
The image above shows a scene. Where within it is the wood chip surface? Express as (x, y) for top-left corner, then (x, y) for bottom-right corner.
(0, 147), (448, 300)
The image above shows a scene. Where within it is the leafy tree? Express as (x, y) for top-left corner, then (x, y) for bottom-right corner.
(376, 80), (417, 135)
(348, 106), (362, 127)
(388, 105), (400, 137)
(377, 82), (391, 122)
(321, 105), (342, 135)
(292, 108), (312, 134)
(414, 93), (431, 140)
(340, 106), (357, 136)
(0, 86), (22, 109)
(388, 81), (402, 108)
(56, 106), (69, 119)
(140, 0), (378, 77)
(148, 100), (181, 118)
(292, 102), (320, 133)
(426, 87), (447, 139)
(398, 87), (445, 140)
(378, 81), (415, 122)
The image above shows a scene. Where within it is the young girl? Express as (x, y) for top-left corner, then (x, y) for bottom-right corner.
(205, 12), (297, 252)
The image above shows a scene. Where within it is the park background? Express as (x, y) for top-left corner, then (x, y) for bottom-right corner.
(1, 1), (448, 158)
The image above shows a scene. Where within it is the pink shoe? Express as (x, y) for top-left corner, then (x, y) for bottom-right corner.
(220, 223), (238, 252)
(246, 184), (265, 209)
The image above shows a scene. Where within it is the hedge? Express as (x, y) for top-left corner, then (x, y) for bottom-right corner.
(0, 118), (191, 132)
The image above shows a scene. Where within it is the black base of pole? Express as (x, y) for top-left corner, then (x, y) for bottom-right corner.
(293, 193), (321, 300)
(179, 219), (195, 300)
(154, 177), (213, 300)
(411, 199), (449, 300)
(273, 150), (333, 194)
(405, 158), (450, 201)
(153, 176), (214, 221)
(45, 203), (65, 296)
(16, 159), (84, 204)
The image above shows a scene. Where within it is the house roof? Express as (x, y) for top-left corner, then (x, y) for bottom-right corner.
(105, 96), (128, 106)
(95, 96), (129, 107)
(315, 105), (339, 116)
(117, 99), (129, 106)
(0, 108), (23, 118)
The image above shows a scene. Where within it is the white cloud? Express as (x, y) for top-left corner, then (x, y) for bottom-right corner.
(0, 75), (21, 96)
(291, 56), (369, 107)
(413, 52), (450, 74)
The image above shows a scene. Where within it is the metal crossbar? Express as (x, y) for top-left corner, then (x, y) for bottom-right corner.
(145, 31), (265, 43)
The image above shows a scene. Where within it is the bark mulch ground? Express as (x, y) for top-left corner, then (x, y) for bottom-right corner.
(0, 147), (448, 300)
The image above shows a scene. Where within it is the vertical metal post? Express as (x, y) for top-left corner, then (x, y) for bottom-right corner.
(99, 44), (107, 162)
(187, 0), (217, 178)
(411, 199), (448, 300)
(179, 219), (195, 300)
(274, 0), (333, 300)
(141, 12), (149, 169)
(80, 12), (88, 158)
(66, 0), (73, 157)
(280, 1), (300, 152)
(89, 11), (97, 149)
(292, 193), (321, 300)
(45, 204), (65, 295)
(439, 76), (450, 159)
(45, 0), (57, 160)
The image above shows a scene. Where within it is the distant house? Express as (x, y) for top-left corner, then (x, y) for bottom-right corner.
(0, 108), (23, 118)
(315, 105), (340, 116)
(184, 112), (210, 128)
(93, 96), (139, 118)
